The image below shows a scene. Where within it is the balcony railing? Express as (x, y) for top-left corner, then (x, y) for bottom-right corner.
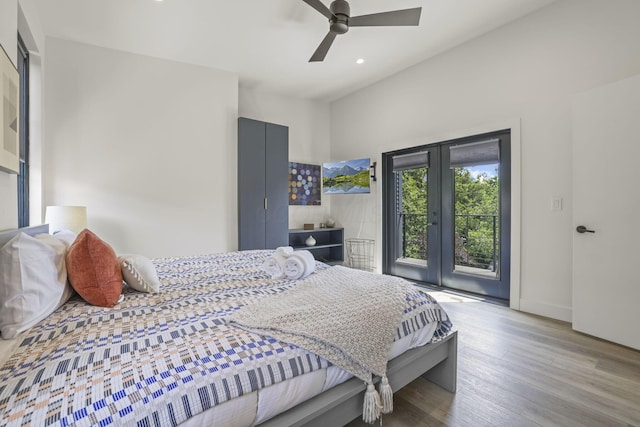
(455, 213), (498, 272)
(399, 212), (498, 272)
(399, 213), (428, 260)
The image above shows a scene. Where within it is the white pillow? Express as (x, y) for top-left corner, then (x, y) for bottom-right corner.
(0, 233), (74, 339)
(52, 229), (77, 249)
(118, 254), (161, 293)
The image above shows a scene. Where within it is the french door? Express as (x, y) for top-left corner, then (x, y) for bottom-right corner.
(383, 130), (511, 300)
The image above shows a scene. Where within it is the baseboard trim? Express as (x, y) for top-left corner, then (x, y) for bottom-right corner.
(518, 298), (572, 323)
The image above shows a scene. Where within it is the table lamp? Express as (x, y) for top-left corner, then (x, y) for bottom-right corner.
(45, 206), (87, 234)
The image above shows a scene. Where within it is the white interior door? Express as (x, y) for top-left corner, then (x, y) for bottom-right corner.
(572, 74), (640, 350)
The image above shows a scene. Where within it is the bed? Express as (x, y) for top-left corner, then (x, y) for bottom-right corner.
(0, 225), (457, 426)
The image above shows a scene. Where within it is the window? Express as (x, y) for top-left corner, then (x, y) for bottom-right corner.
(17, 35), (29, 227)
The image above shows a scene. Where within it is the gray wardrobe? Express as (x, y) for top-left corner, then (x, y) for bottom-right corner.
(238, 117), (289, 250)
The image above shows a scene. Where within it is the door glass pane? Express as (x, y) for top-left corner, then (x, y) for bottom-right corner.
(396, 166), (428, 263)
(453, 163), (499, 278)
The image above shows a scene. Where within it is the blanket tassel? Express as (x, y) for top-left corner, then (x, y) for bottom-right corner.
(379, 374), (393, 414)
(362, 383), (381, 424)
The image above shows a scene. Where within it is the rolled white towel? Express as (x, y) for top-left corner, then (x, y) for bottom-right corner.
(275, 246), (294, 257)
(284, 250), (316, 280)
(263, 253), (287, 279)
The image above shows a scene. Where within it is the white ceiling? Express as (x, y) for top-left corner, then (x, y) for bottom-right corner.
(31, 0), (556, 101)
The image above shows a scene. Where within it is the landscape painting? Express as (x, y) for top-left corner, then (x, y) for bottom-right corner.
(322, 158), (370, 194)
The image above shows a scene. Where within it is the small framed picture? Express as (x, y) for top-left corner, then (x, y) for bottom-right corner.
(289, 162), (321, 205)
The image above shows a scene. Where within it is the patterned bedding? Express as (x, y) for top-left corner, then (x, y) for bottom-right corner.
(0, 250), (451, 426)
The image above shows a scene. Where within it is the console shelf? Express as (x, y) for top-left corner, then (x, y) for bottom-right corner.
(288, 228), (344, 265)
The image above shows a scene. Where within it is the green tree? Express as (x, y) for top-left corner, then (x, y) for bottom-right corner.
(399, 167), (428, 259)
(397, 165), (499, 270)
(453, 167), (499, 269)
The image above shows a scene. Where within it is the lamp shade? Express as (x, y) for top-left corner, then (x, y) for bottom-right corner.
(45, 206), (87, 234)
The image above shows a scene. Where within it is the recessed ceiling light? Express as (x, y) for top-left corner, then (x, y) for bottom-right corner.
(356, 58), (365, 65)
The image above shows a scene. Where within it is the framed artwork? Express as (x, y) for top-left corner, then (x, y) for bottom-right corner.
(323, 158), (370, 194)
(289, 162), (321, 205)
(0, 45), (19, 174)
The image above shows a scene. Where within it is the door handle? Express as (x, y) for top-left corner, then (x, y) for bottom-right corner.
(427, 222), (437, 226)
(576, 225), (595, 234)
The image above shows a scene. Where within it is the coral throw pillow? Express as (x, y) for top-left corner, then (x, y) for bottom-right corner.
(66, 229), (123, 307)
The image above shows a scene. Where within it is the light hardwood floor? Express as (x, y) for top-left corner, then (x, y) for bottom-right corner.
(347, 290), (640, 427)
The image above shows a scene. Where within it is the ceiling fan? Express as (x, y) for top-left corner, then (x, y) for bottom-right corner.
(302, 0), (422, 62)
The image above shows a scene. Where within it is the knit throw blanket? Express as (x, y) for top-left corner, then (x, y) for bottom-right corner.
(227, 265), (414, 422)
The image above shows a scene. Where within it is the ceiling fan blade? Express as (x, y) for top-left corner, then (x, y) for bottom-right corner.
(349, 7), (422, 27)
(309, 31), (337, 62)
(303, 0), (334, 20)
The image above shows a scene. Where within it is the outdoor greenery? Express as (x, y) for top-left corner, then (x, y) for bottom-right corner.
(399, 167), (429, 260)
(399, 166), (499, 270)
(454, 168), (499, 270)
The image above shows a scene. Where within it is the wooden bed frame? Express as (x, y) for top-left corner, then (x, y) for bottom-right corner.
(0, 225), (457, 427)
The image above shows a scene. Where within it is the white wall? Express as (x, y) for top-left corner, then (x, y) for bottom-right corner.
(239, 88), (332, 230)
(44, 38), (239, 257)
(329, 0), (640, 321)
(0, 0), (19, 230)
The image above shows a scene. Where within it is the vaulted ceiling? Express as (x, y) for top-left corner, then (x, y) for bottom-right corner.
(31, 0), (556, 101)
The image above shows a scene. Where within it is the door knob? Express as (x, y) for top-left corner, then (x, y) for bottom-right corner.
(576, 225), (595, 234)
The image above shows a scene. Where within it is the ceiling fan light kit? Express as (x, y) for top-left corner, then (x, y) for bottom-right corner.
(303, 0), (422, 62)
